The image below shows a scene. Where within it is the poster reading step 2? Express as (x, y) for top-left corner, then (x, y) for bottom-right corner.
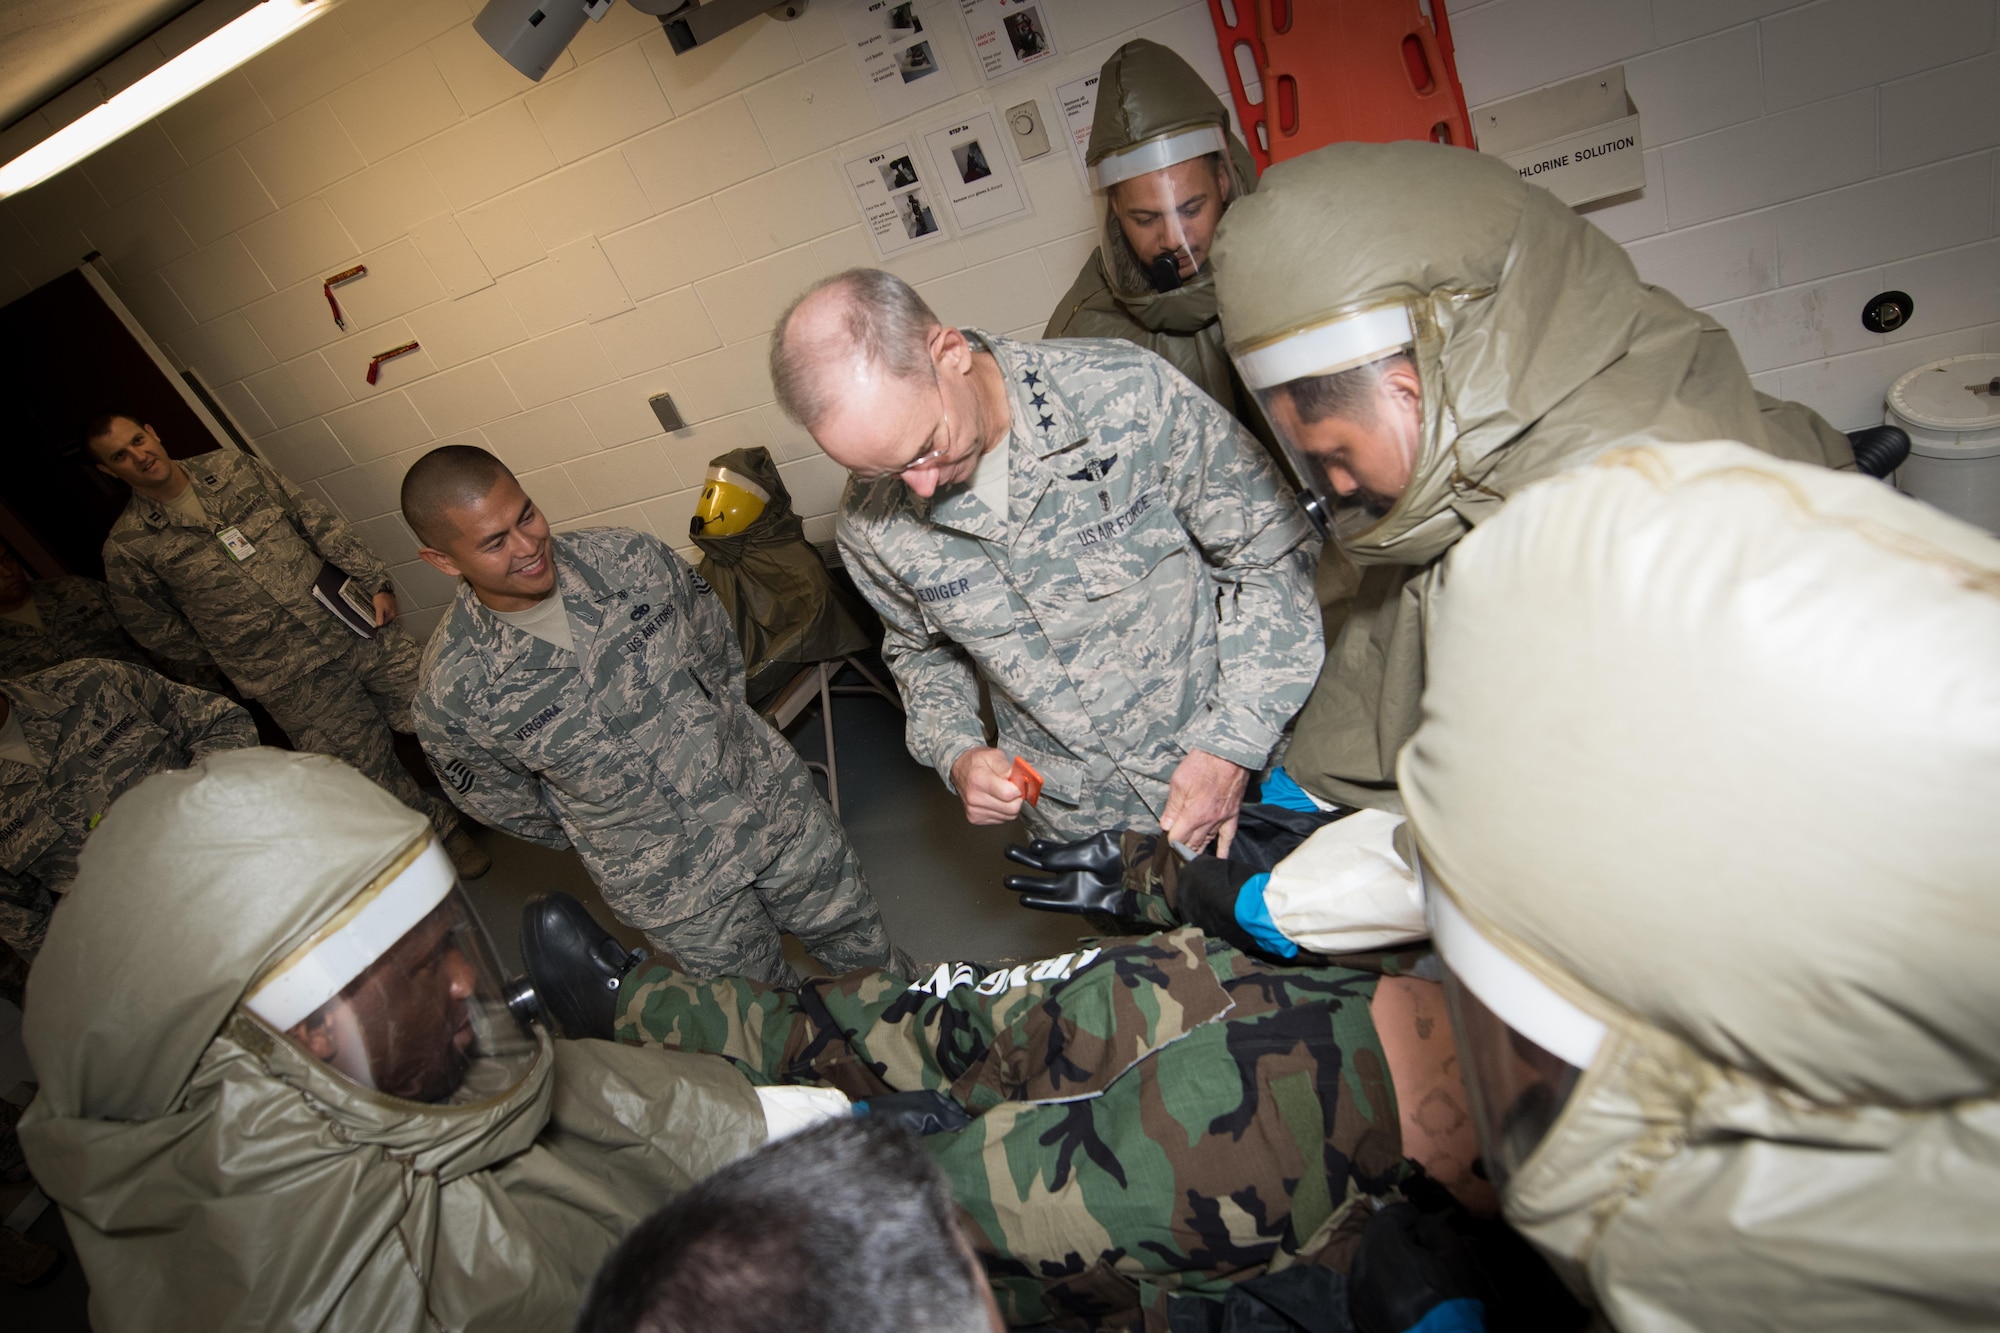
(922, 110), (1032, 234)
(844, 140), (949, 259)
(841, 0), (958, 122)
(957, 0), (1057, 83)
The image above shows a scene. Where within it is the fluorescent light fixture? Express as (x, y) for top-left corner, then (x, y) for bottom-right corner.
(0, 0), (330, 201)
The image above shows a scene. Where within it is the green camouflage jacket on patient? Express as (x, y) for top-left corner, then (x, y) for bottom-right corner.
(102, 450), (394, 698)
(0, 577), (150, 679)
(0, 658), (255, 956)
(837, 333), (1322, 841)
(416, 529), (823, 933)
(618, 926), (1406, 1330)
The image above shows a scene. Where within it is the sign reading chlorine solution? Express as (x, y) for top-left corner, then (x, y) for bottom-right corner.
(1476, 68), (1646, 208)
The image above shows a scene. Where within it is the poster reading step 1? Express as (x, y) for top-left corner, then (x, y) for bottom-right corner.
(923, 110), (1032, 234)
(841, 0), (958, 122)
(957, 0), (1057, 83)
(844, 140), (950, 259)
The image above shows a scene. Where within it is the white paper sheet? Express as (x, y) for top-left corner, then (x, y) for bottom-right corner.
(1053, 69), (1100, 185)
(955, 0), (1057, 83)
(840, 0), (959, 122)
(922, 109), (1033, 234)
(843, 139), (951, 259)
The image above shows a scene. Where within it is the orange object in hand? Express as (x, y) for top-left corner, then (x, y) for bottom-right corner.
(1008, 755), (1044, 807)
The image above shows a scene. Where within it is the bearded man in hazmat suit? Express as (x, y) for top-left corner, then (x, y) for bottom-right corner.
(1044, 40), (1259, 427)
(1402, 442), (2000, 1329)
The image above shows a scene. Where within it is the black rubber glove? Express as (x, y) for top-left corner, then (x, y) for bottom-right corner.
(1001, 830), (1139, 919)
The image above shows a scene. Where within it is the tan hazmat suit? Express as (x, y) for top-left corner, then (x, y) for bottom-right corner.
(1212, 142), (1854, 810)
(1044, 39), (1261, 423)
(17, 748), (764, 1333)
(1402, 444), (2000, 1329)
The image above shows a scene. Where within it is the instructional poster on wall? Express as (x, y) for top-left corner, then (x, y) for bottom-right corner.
(922, 109), (1032, 234)
(843, 140), (950, 259)
(1053, 70), (1100, 185)
(956, 0), (1057, 83)
(840, 0), (959, 122)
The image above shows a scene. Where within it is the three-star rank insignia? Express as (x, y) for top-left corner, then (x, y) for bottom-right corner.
(1021, 369), (1058, 434)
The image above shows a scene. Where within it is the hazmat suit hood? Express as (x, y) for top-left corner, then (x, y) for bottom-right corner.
(1045, 40), (1260, 418)
(1401, 444), (2000, 1329)
(692, 446), (870, 705)
(1211, 141), (1853, 809)
(1214, 141), (1852, 569)
(18, 748), (765, 1333)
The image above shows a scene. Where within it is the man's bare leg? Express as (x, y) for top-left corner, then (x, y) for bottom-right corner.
(1370, 974), (1496, 1215)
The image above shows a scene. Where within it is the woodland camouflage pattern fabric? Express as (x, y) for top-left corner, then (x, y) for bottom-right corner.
(617, 926), (1406, 1329)
(0, 658), (254, 956)
(102, 450), (395, 698)
(838, 332), (1321, 842)
(0, 577), (149, 678)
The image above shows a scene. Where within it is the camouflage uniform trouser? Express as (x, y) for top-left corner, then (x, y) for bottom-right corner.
(641, 791), (916, 987)
(617, 927), (1407, 1331)
(256, 629), (460, 841)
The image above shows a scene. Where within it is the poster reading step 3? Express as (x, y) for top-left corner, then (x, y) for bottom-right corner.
(844, 140), (949, 259)
(957, 0), (1057, 83)
(841, 0), (959, 122)
(923, 110), (1032, 234)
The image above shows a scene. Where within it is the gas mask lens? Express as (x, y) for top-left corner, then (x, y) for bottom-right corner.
(1093, 124), (1239, 300)
(690, 465), (770, 539)
(244, 835), (536, 1105)
(1428, 888), (1605, 1190)
(1232, 306), (1422, 542)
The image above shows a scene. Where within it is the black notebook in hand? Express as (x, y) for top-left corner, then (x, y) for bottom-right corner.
(312, 562), (378, 638)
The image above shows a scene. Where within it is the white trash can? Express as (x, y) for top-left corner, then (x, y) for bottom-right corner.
(1886, 353), (2000, 535)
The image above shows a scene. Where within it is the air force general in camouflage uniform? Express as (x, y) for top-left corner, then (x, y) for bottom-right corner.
(96, 441), (466, 854)
(837, 331), (1322, 842)
(415, 524), (912, 984)
(0, 657), (255, 957)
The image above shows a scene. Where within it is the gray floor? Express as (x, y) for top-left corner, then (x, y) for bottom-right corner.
(5, 669), (1090, 1327)
(464, 677), (1092, 979)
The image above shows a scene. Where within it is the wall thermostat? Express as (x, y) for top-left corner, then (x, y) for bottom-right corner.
(1007, 99), (1052, 161)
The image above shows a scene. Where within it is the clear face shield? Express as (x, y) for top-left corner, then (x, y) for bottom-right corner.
(1093, 124), (1243, 299)
(243, 835), (537, 1105)
(1427, 887), (1606, 1191)
(1231, 305), (1424, 541)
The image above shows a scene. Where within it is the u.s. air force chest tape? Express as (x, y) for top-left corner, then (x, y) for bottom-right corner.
(900, 927), (1236, 1109)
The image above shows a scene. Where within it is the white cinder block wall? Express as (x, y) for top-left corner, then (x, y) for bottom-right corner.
(2, 0), (1995, 638)
(1454, 0), (2000, 433)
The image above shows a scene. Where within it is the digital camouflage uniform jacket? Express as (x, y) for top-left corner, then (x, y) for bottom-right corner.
(0, 577), (149, 678)
(415, 529), (823, 933)
(837, 333), (1322, 840)
(0, 657), (255, 956)
(619, 925), (1405, 1330)
(101, 450), (395, 698)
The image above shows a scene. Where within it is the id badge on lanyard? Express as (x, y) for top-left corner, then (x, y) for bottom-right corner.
(217, 526), (257, 561)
